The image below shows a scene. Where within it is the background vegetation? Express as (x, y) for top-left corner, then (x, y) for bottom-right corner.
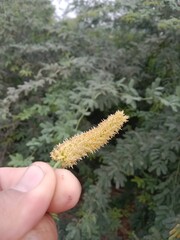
(0, 0), (180, 239)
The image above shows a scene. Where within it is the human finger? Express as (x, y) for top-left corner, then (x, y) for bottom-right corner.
(19, 214), (58, 240)
(0, 162), (56, 240)
(48, 168), (81, 213)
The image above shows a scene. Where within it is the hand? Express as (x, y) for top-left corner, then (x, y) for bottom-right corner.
(0, 162), (81, 240)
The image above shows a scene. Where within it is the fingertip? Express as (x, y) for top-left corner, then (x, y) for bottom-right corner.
(48, 169), (81, 213)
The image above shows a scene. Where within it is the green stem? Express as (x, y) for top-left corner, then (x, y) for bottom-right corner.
(53, 161), (61, 169)
(75, 93), (101, 131)
(75, 111), (87, 130)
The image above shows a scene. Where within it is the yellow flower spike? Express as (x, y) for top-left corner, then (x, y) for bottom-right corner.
(50, 110), (129, 168)
(169, 224), (180, 240)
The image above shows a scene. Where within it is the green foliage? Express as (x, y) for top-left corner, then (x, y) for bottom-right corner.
(0, 0), (180, 239)
(8, 153), (34, 167)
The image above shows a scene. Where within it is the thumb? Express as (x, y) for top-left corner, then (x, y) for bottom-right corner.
(0, 163), (56, 240)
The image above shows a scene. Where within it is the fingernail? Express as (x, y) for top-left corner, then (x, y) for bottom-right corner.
(12, 165), (45, 192)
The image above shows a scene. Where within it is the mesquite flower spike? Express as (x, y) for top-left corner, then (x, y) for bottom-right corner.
(50, 110), (128, 168)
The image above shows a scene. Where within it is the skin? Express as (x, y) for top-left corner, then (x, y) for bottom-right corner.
(0, 162), (81, 240)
